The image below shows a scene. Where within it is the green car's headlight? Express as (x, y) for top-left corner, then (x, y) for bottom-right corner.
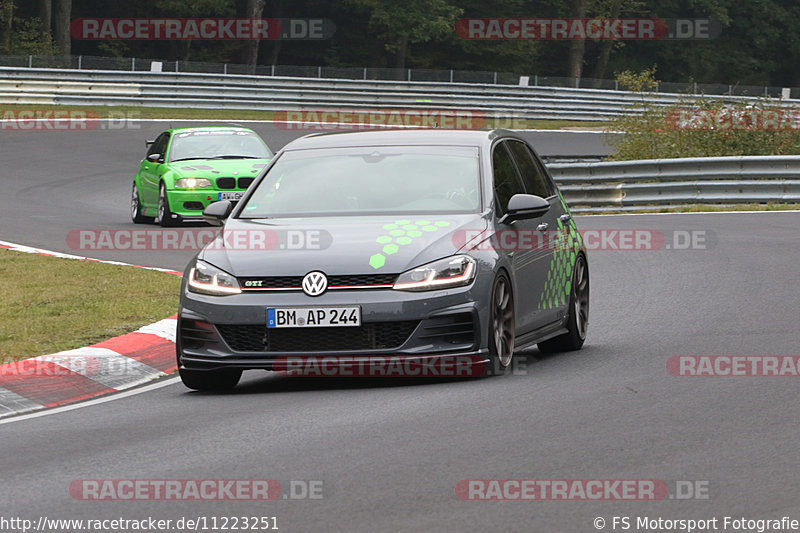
(175, 178), (212, 189)
(392, 256), (476, 292)
(188, 260), (241, 296)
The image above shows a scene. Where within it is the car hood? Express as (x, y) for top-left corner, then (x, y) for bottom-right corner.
(199, 214), (489, 276)
(168, 158), (271, 179)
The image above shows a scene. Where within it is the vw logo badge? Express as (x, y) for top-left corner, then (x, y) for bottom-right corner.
(302, 271), (328, 296)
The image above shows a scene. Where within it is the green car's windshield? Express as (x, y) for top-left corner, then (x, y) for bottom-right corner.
(239, 145), (481, 218)
(169, 131), (272, 162)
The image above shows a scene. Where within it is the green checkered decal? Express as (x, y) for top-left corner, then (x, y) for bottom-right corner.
(539, 211), (582, 310)
(369, 219), (451, 269)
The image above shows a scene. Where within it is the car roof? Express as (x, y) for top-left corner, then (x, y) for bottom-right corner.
(165, 126), (257, 134)
(282, 128), (523, 151)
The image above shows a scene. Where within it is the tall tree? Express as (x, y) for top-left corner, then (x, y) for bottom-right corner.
(38, 0), (50, 36)
(345, 0), (462, 69)
(53, 0), (69, 55)
(568, 0), (588, 79)
(242, 0), (266, 71)
(0, 0), (12, 53)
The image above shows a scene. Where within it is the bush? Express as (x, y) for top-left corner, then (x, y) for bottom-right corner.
(607, 69), (800, 160)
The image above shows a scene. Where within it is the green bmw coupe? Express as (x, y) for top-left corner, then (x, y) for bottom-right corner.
(130, 127), (273, 226)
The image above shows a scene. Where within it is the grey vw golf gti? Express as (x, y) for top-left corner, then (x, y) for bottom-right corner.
(177, 129), (589, 390)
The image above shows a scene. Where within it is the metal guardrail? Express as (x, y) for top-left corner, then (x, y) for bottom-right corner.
(3, 54), (798, 99)
(2, 67), (797, 122)
(548, 156), (800, 212)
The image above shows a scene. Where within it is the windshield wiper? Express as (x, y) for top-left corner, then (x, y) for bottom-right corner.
(171, 155), (263, 162)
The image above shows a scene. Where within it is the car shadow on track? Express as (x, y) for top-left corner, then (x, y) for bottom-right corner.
(181, 346), (604, 396)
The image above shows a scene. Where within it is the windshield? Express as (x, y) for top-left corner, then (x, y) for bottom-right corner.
(239, 145), (481, 218)
(168, 131), (272, 162)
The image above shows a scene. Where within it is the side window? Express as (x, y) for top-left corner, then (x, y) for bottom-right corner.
(506, 140), (554, 199)
(492, 141), (526, 215)
(147, 133), (169, 160)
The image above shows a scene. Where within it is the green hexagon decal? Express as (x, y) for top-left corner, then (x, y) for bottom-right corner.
(369, 254), (386, 269)
(368, 219), (454, 269)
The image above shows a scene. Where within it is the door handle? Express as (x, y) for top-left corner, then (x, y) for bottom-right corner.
(559, 214), (572, 223)
(537, 223), (549, 232)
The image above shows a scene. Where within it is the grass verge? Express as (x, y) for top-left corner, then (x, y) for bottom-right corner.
(0, 248), (181, 361)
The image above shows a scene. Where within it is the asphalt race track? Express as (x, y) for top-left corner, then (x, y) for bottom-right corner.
(2, 122), (799, 532)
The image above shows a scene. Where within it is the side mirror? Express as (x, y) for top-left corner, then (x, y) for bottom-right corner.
(146, 153), (162, 163)
(203, 200), (233, 226)
(145, 139), (155, 146)
(499, 194), (550, 224)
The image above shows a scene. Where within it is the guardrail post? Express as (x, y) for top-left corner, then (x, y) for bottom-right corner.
(615, 80), (618, 90)
(494, 72), (498, 84)
(728, 85), (732, 95)
(363, 67), (366, 80)
(450, 69), (453, 83)
(534, 74), (538, 86)
(271, 64), (275, 76)
(575, 77), (579, 88)
(176, 61), (179, 73)
(131, 57), (135, 71)
(28, 55), (32, 68)
(78, 55), (82, 69)
(407, 69), (411, 81)
(224, 63), (227, 75)
(318, 66), (322, 78)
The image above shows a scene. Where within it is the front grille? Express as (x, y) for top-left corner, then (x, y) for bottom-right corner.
(216, 321), (419, 352)
(239, 273), (398, 290)
(418, 313), (476, 346)
(216, 177), (236, 189)
(238, 177), (255, 189)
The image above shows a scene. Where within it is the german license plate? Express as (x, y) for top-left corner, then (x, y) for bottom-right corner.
(218, 192), (244, 201)
(267, 306), (361, 328)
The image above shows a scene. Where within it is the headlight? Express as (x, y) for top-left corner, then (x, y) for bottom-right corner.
(393, 256), (476, 292)
(175, 178), (212, 188)
(187, 260), (241, 295)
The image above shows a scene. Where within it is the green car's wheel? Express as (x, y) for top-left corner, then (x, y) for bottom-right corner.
(130, 181), (153, 224)
(158, 183), (179, 227)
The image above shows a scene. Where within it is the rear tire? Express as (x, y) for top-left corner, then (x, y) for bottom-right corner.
(130, 181), (153, 224)
(157, 183), (179, 227)
(486, 272), (515, 376)
(538, 254), (589, 353)
(179, 368), (242, 391)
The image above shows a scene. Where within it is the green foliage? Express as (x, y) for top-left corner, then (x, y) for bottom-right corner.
(607, 69), (800, 160)
(8, 16), (58, 55)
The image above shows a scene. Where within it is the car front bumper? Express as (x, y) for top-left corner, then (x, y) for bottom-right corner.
(177, 277), (493, 375)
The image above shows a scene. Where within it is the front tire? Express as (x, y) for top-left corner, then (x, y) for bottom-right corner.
(130, 181), (153, 224)
(538, 254), (589, 353)
(157, 183), (179, 227)
(486, 272), (515, 376)
(179, 368), (242, 391)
